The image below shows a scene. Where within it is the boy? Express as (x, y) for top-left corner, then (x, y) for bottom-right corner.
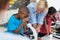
(7, 6), (29, 35)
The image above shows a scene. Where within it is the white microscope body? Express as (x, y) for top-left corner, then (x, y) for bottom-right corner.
(27, 23), (38, 40)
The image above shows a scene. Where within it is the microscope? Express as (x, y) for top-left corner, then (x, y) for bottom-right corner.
(53, 21), (60, 39)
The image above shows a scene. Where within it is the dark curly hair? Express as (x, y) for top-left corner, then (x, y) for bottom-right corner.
(48, 7), (57, 15)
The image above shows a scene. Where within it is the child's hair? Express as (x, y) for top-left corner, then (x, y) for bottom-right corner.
(18, 6), (29, 18)
(47, 7), (57, 15)
(30, 0), (36, 2)
(0, 0), (10, 10)
(37, 0), (48, 10)
(46, 7), (57, 24)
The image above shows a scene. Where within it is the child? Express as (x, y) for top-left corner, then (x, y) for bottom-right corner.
(55, 10), (60, 21)
(38, 7), (57, 40)
(55, 10), (60, 33)
(7, 6), (29, 35)
(53, 10), (60, 39)
(55, 10), (60, 28)
(27, 0), (48, 33)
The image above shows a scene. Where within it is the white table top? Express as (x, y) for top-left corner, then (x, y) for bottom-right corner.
(0, 32), (30, 40)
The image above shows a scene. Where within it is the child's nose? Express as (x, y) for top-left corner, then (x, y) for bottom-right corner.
(26, 18), (28, 21)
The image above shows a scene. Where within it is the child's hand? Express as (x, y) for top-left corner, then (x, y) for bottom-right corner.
(22, 18), (28, 23)
(46, 33), (49, 36)
(58, 24), (60, 28)
(36, 27), (40, 33)
(24, 29), (28, 32)
(22, 19), (26, 23)
(24, 29), (28, 35)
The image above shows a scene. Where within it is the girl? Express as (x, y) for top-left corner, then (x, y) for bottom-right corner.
(38, 7), (57, 40)
(27, 0), (48, 32)
(55, 10), (60, 28)
(55, 10), (60, 21)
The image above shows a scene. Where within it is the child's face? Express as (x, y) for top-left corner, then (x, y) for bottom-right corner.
(20, 14), (28, 22)
(52, 13), (56, 16)
(23, 17), (28, 22)
(36, 8), (44, 13)
(18, 12), (29, 22)
(50, 13), (56, 18)
(18, 7), (29, 21)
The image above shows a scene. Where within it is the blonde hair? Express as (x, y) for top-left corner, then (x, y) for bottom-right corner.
(30, 0), (36, 2)
(37, 0), (48, 10)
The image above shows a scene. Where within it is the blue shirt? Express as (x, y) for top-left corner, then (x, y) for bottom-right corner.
(27, 2), (48, 25)
(7, 15), (24, 34)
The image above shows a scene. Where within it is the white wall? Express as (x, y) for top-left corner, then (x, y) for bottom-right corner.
(47, 0), (60, 11)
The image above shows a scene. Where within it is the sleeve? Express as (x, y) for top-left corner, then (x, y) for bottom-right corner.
(27, 4), (37, 24)
(38, 10), (48, 25)
(7, 19), (16, 31)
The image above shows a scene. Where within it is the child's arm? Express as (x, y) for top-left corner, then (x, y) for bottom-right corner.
(32, 24), (37, 29)
(13, 18), (28, 34)
(13, 23), (24, 34)
(52, 16), (56, 22)
(23, 22), (28, 32)
(44, 19), (49, 36)
(0, 23), (7, 27)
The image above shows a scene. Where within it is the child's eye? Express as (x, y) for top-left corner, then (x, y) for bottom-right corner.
(23, 16), (28, 18)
